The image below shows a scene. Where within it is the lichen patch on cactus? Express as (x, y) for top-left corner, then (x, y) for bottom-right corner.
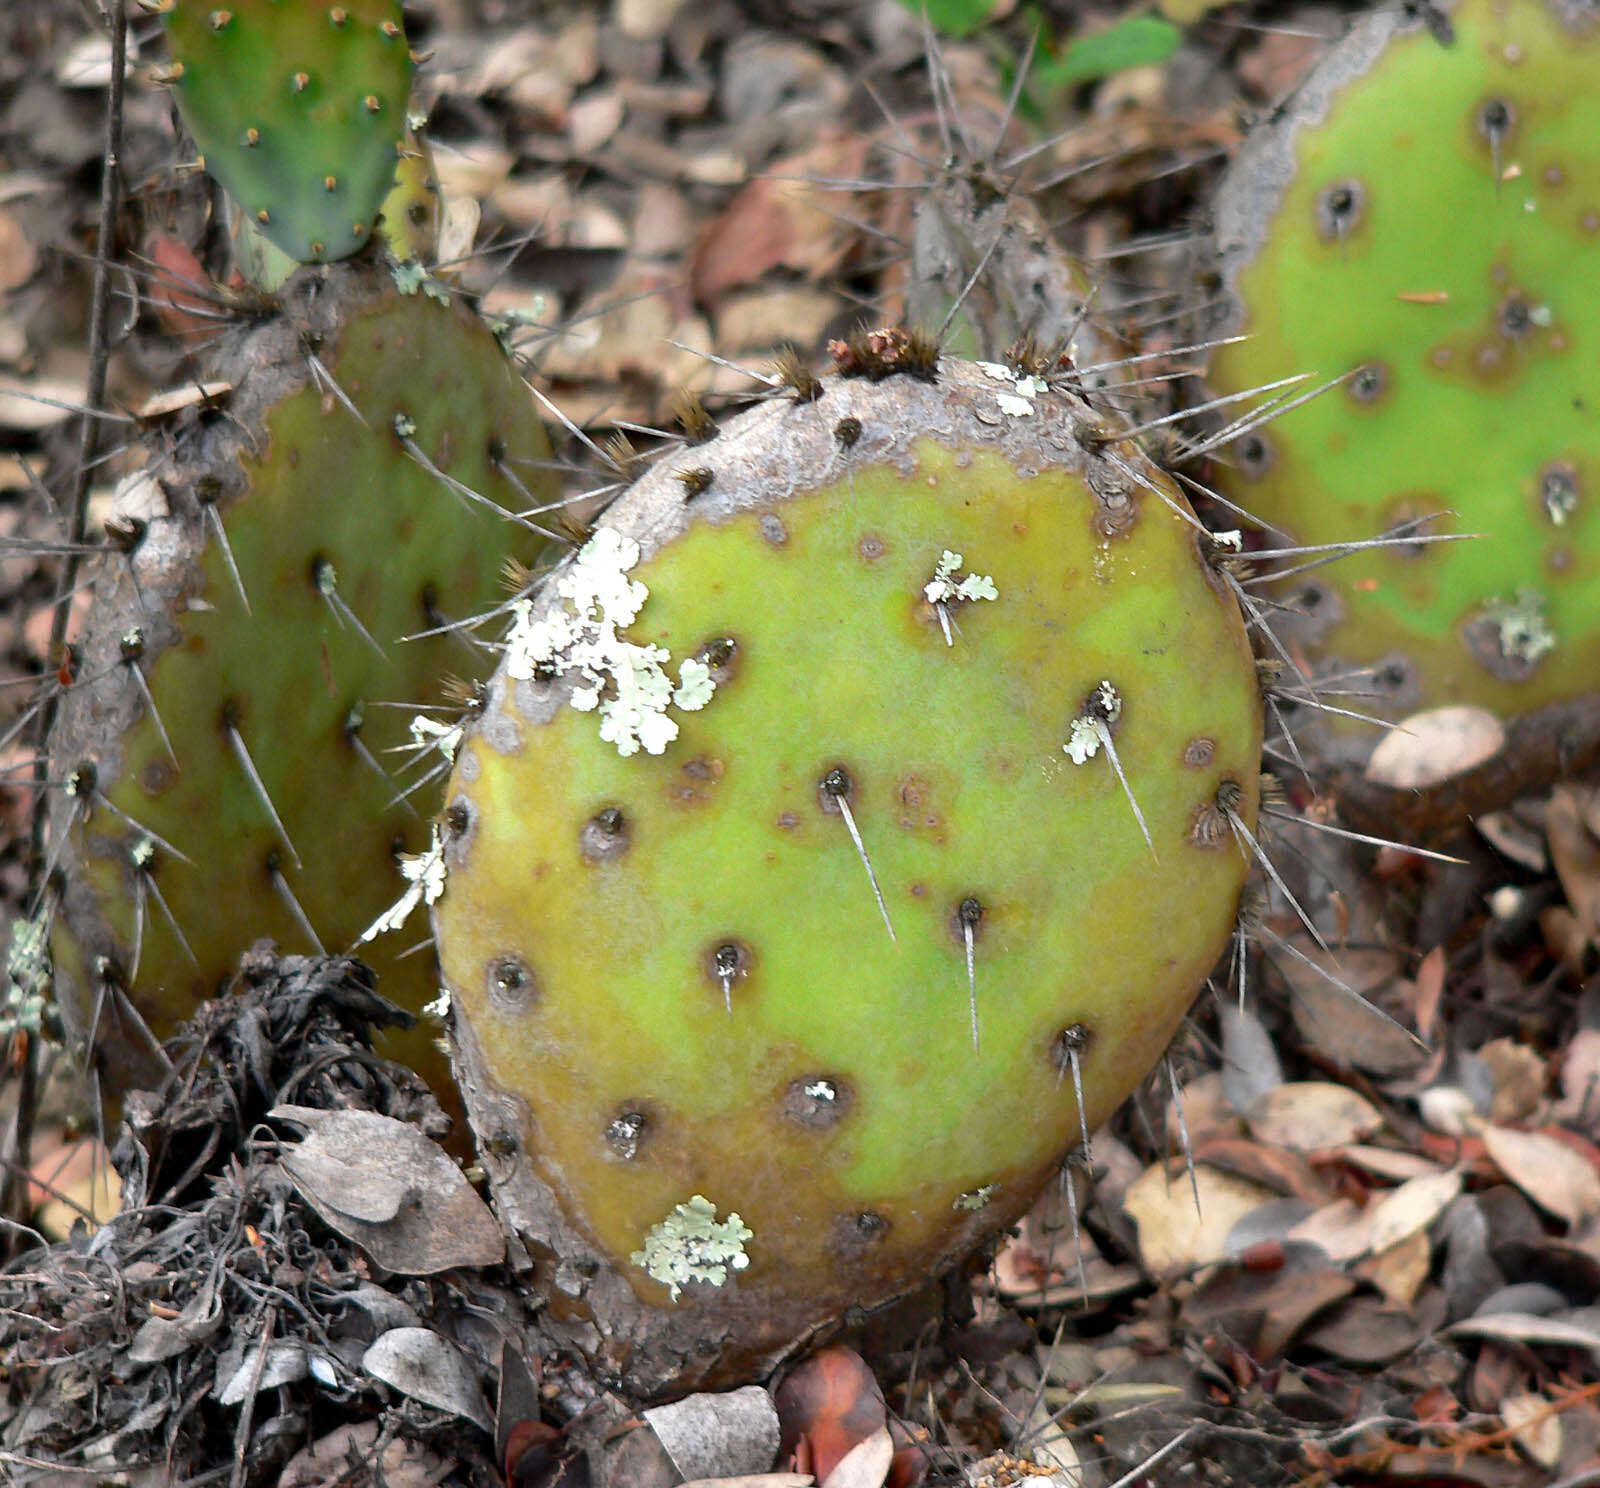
(631, 1196), (754, 1302)
(504, 528), (717, 758)
(359, 824), (446, 943)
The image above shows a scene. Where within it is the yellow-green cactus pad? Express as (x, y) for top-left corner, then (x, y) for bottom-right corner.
(1205, 0), (1600, 752)
(433, 355), (1263, 1396)
(48, 264), (554, 1106)
(162, 0), (413, 264)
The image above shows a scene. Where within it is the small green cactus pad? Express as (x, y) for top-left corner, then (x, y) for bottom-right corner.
(161, 0), (413, 264)
(1204, 0), (1600, 752)
(48, 264), (554, 1106)
(433, 355), (1263, 1396)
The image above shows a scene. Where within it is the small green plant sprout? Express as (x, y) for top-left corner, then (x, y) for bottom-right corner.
(158, 0), (414, 266)
(631, 1196), (755, 1303)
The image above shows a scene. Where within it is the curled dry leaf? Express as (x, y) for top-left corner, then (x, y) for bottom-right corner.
(1447, 1311), (1600, 1362)
(270, 1105), (504, 1274)
(820, 1427), (893, 1488)
(361, 1327), (493, 1432)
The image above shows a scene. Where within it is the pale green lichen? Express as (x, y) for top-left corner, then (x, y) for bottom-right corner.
(631, 1194), (753, 1301)
(3, 909), (56, 1041)
(390, 259), (427, 296)
(504, 528), (717, 757)
(1481, 589), (1557, 667)
(976, 360), (1047, 416)
(953, 1183), (998, 1211)
(924, 550), (999, 607)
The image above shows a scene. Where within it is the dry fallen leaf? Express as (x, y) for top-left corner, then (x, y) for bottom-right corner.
(1354, 1226), (1431, 1307)
(1482, 1124), (1600, 1230)
(278, 1421), (448, 1488)
(820, 1427), (893, 1488)
(1478, 1037), (1547, 1125)
(1287, 1197), (1375, 1264)
(1336, 1144), (1445, 1183)
(1248, 1081), (1384, 1152)
(1121, 1163), (1277, 1273)
(1366, 1169), (1464, 1253)
(270, 1105), (504, 1273)
(1365, 705), (1505, 789)
(1501, 1389), (1563, 1470)
(1447, 1311), (1600, 1361)
(645, 1385), (782, 1484)
(1547, 786), (1600, 937)
(362, 1327), (493, 1432)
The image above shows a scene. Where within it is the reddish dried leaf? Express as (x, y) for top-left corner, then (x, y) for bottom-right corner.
(776, 1347), (886, 1484)
(145, 231), (220, 342)
(1412, 945), (1448, 1042)
(1189, 1135), (1332, 1206)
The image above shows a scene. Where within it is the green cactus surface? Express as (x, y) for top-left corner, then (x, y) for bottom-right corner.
(1205, 0), (1600, 740)
(161, 0), (413, 264)
(48, 265), (555, 1105)
(432, 351), (1263, 1396)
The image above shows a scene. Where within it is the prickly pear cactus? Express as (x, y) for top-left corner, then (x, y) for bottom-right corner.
(159, 0), (413, 265)
(908, 159), (1119, 381)
(430, 344), (1263, 1397)
(1204, 0), (1600, 752)
(47, 263), (555, 1104)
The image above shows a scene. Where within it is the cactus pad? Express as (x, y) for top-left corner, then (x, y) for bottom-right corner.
(161, 0), (413, 264)
(48, 265), (554, 1104)
(433, 354), (1263, 1396)
(1205, 0), (1600, 747)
